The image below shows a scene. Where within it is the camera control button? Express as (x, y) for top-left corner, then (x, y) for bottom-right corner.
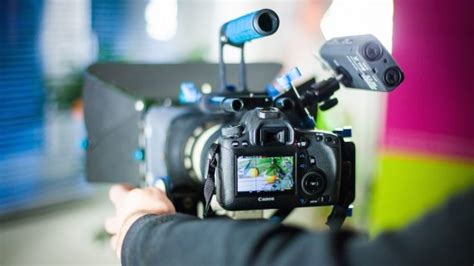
(241, 141), (249, 147)
(297, 138), (309, 148)
(231, 141), (240, 147)
(302, 173), (325, 195)
(363, 41), (383, 61)
(298, 152), (306, 159)
(309, 156), (316, 165)
(323, 195), (330, 203)
(316, 135), (323, 141)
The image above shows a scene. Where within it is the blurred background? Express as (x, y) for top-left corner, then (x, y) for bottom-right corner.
(0, 0), (473, 265)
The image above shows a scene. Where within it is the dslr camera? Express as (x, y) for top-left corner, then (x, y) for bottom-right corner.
(83, 9), (403, 227)
(217, 107), (346, 211)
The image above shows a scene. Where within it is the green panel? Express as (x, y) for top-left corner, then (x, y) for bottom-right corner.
(369, 151), (474, 236)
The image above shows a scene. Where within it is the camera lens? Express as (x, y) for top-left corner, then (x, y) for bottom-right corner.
(363, 41), (383, 61)
(383, 67), (404, 87)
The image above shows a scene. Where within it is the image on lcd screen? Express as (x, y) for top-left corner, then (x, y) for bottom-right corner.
(237, 156), (294, 193)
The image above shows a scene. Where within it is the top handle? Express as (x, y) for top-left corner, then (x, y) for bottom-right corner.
(221, 9), (279, 46)
(219, 9), (280, 92)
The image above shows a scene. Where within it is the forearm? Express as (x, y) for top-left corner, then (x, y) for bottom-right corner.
(121, 214), (339, 266)
(347, 188), (474, 266)
(122, 189), (474, 266)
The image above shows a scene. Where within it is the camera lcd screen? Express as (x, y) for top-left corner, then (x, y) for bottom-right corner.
(237, 156), (294, 193)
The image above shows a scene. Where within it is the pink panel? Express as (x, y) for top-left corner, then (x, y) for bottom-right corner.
(383, 0), (474, 158)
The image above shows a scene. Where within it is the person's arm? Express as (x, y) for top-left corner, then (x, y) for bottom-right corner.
(347, 188), (474, 266)
(121, 213), (342, 266)
(105, 185), (345, 266)
(107, 185), (474, 266)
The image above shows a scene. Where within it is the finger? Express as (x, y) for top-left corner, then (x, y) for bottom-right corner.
(109, 184), (133, 206)
(104, 216), (120, 234)
(110, 234), (118, 251)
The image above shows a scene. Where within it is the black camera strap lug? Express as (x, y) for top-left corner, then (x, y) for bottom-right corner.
(203, 143), (220, 217)
(326, 151), (355, 231)
(326, 204), (350, 231)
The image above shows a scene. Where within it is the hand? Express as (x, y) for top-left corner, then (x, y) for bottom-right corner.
(105, 184), (176, 258)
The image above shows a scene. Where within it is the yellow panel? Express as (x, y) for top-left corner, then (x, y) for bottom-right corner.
(369, 150), (474, 236)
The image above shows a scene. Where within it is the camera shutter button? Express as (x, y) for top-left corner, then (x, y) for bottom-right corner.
(257, 108), (280, 119)
(297, 137), (309, 148)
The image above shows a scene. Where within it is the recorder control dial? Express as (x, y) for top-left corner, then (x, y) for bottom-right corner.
(362, 41), (383, 61)
(301, 172), (325, 195)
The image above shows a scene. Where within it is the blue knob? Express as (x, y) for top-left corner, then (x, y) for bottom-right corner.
(333, 127), (352, 138)
(133, 149), (145, 161)
(80, 138), (89, 150)
(265, 84), (280, 97)
(179, 82), (201, 104)
(342, 127), (352, 138)
(277, 67), (302, 90)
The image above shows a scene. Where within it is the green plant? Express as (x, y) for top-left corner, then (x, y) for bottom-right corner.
(45, 68), (84, 110)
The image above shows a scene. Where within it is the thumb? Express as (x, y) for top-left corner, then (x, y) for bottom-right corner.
(109, 184), (134, 206)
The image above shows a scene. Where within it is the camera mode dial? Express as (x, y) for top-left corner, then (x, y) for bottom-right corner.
(222, 124), (244, 138)
(362, 41), (383, 61)
(301, 172), (326, 195)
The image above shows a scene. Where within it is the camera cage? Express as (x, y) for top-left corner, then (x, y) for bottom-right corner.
(202, 13), (343, 127)
(198, 10), (357, 230)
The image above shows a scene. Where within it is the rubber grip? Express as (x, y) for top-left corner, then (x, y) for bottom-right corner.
(222, 9), (279, 45)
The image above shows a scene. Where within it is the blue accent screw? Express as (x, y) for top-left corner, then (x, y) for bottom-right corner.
(80, 138), (89, 150)
(287, 67), (302, 80)
(266, 84), (280, 97)
(179, 82), (201, 104)
(133, 149), (145, 161)
(277, 67), (302, 90)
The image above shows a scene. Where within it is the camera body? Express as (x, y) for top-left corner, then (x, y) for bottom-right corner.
(217, 107), (345, 210)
